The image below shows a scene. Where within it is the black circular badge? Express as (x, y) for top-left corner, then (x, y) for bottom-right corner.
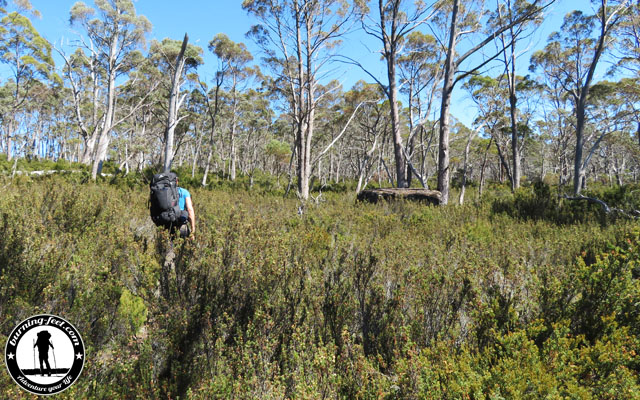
(5, 314), (85, 395)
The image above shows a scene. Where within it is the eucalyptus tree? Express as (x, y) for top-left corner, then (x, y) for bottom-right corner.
(266, 138), (291, 183)
(120, 44), (168, 171)
(146, 35), (203, 171)
(614, 0), (640, 149)
(70, 0), (152, 179)
(309, 79), (346, 183)
(163, 34), (189, 172)
(43, 84), (77, 161)
(243, 0), (357, 200)
(179, 88), (208, 177)
(617, 77), (640, 146)
(0, 0), (54, 160)
(583, 79), (637, 185)
(491, 0), (547, 190)
(56, 46), (103, 164)
(269, 114), (297, 187)
(198, 76), (221, 186)
(198, 34), (243, 186)
(454, 122), (479, 204)
(543, 111), (573, 186)
(236, 87), (273, 184)
(341, 81), (388, 192)
(530, 0), (631, 195)
(397, 31), (443, 187)
(208, 34), (254, 181)
(0, 79), (61, 169)
(464, 76), (512, 183)
(354, 0), (435, 188)
(434, 0), (554, 204)
(464, 74), (540, 189)
(112, 53), (164, 173)
(23, 79), (64, 160)
(616, 0), (640, 75)
(599, 129), (636, 185)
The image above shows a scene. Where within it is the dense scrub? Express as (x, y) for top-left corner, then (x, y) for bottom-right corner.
(0, 176), (639, 399)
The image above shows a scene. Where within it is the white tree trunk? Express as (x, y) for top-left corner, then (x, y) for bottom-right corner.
(164, 34), (189, 173)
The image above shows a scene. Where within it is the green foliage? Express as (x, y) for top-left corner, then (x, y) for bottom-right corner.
(492, 180), (562, 221)
(118, 288), (147, 334)
(492, 181), (640, 224)
(1, 175), (639, 398)
(0, 157), (89, 174)
(591, 184), (640, 212)
(265, 138), (291, 162)
(0, 10), (54, 77)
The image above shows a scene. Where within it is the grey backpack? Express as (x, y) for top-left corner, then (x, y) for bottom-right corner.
(149, 172), (181, 227)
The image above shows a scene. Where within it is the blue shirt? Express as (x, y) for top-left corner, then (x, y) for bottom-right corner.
(178, 187), (191, 211)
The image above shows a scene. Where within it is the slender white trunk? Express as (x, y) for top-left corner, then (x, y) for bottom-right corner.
(164, 34), (189, 173)
(437, 0), (459, 205)
(91, 30), (119, 180)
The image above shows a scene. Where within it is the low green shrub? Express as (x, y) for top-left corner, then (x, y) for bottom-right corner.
(0, 174), (638, 398)
(491, 181), (640, 224)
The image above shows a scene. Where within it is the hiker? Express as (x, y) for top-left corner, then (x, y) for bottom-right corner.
(149, 172), (195, 238)
(176, 175), (196, 237)
(34, 330), (54, 376)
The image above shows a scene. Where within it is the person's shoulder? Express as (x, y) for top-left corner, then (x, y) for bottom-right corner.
(179, 187), (191, 197)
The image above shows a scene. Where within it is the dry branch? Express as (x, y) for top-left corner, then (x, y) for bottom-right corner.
(561, 195), (640, 219)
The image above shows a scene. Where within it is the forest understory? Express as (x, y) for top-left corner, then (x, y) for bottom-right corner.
(0, 172), (639, 399)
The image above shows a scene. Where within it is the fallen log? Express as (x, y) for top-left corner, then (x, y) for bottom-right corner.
(357, 188), (442, 205)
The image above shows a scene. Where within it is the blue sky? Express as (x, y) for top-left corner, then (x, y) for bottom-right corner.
(29, 0), (382, 84)
(26, 0), (590, 127)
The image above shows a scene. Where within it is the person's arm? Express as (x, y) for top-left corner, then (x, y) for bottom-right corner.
(185, 196), (195, 233)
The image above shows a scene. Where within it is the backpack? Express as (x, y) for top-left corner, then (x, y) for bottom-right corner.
(149, 172), (181, 227)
